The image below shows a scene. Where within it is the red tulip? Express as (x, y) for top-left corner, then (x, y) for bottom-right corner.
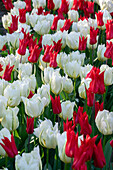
(90, 27), (98, 45)
(106, 19), (113, 40)
(93, 139), (106, 168)
(51, 16), (59, 31)
(8, 15), (18, 34)
(50, 95), (62, 114)
(49, 51), (58, 68)
(104, 41), (113, 65)
(79, 111), (92, 135)
(60, 19), (73, 32)
(26, 117), (34, 134)
(86, 66), (105, 94)
(96, 11), (104, 27)
(63, 118), (75, 131)
(110, 139), (113, 148)
(2, 0), (13, 11)
(2, 64), (14, 81)
(53, 39), (62, 53)
(25, 0), (32, 12)
(0, 134), (18, 158)
(59, 0), (69, 14)
(19, 8), (26, 23)
(86, 88), (94, 107)
(78, 36), (87, 51)
(71, 0), (79, 10)
(73, 106), (83, 125)
(28, 45), (42, 63)
(0, 64), (3, 72)
(17, 38), (28, 56)
(28, 37), (37, 53)
(95, 101), (103, 119)
(27, 91), (34, 99)
(65, 130), (78, 158)
(47, 0), (55, 10)
(42, 45), (53, 63)
(87, 1), (94, 14)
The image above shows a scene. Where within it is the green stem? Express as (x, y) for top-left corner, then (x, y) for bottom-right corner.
(28, 134), (31, 153)
(5, 156), (8, 167)
(54, 114), (56, 126)
(21, 102), (25, 124)
(74, 78), (76, 97)
(46, 149), (49, 169)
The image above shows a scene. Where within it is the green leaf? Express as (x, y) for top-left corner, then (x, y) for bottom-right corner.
(104, 138), (113, 169)
(44, 163), (52, 170)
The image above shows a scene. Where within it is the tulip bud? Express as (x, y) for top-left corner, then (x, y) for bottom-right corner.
(62, 76), (74, 93)
(50, 71), (63, 95)
(68, 10), (79, 22)
(26, 117), (34, 134)
(97, 44), (107, 62)
(66, 32), (80, 50)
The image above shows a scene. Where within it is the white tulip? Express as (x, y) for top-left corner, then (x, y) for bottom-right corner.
(57, 52), (69, 69)
(0, 79), (9, 96)
(32, 0), (46, 8)
(68, 10), (79, 22)
(22, 94), (46, 117)
(64, 61), (81, 79)
(95, 110), (113, 135)
(80, 64), (93, 79)
(62, 76), (74, 93)
(34, 119), (59, 149)
(4, 82), (21, 107)
(14, 0), (26, 9)
(1, 107), (19, 132)
(59, 101), (75, 120)
(50, 71), (63, 95)
(18, 63), (32, 80)
(0, 95), (7, 118)
(97, 44), (107, 61)
(66, 32), (80, 50)
(22, 74), (36, 92)
(0, 35), (7, 50)
(34, 20), (50, 35)
(15, 146), (42, 170)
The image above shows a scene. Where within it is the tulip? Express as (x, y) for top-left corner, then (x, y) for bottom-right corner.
(96, 11), (104, 27)
(105, 19), (113, 40)
(8, 15), (18, 34)
(60, 19), (73, 32)
(57, 132), (71, 163)
(51, 16), (59, 31)
(53, 39), (62, 53)
(59, 101), (75, 120)
(95, 110), (113, 135)
(17, 38), (28, 56)
(63, 118), (75, 131)
(25, 0), (32, 12)
(62, 76), (73, 94)
(78, 36), (87, 51)
(87, 1), (94, 14)
(49, 51), (58, 68)
(59, 0), (69, 14)
(28, 45), (42, 63)
(50, 95), (62, 114)
(104, 41), (113, 65)
(95, 101), (103, 119)
(26, 117), (34, 134)
(71, 0), (79, 10)
(2, 64), (14, 82)
(19, 8), (26, 23)
(2, 0), (13, 11)
(0, 134), (18, 158)
(90, 27), (98, 45)
(15, 146), (42, 170)
(93, 139), (106, 168)
(47, 0), (55, 10)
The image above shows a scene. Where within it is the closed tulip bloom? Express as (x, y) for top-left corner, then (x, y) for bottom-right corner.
(96, 11), (104, 27)
(95, 101), (103, 119)
(60, 19), (73, 32)
(51, 16), (59, 30)
(71, 0), (79, 10)
(104, 41), (113, 65)
(19, 8), (26, 23)
(93, 139), (106, 168)
(50, 95), (62, 114)
(90, 27), (98, 45)
(1, 107), (19, 132)
(59, 101), (75, 120)
(28, 45), (42, 63)
(95, 110), (113, 135)
(62, 76), (74, 94)
(49, 51), (58, 68)
(26, 117), (34, 134)
(97, 44), (107, 62)
(0, 134), (18, 158)
(25, 0), (32, 12)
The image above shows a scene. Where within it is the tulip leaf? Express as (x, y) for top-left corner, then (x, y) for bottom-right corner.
(104, 138), (113, 170)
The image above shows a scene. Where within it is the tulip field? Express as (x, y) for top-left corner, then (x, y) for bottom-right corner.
(0, 0), (113, 169)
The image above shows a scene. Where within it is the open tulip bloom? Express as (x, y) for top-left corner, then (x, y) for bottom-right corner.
(1, 0), (113, 169)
